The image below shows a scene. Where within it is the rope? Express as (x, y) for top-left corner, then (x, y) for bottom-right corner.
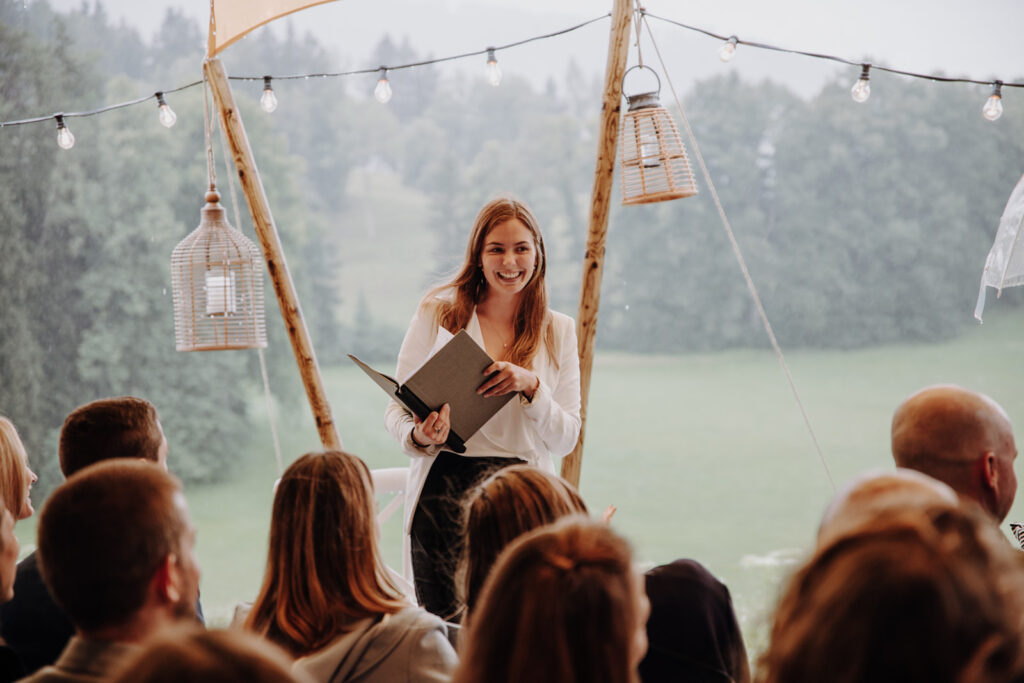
(202, 75), (216, 190)
(216, 114), (285, 476)
(640, 15), (836, 492)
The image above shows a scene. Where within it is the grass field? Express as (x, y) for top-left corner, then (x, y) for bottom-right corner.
(16, 312), (1024, 654)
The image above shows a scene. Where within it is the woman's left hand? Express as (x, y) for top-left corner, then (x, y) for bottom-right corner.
(478, 361), (540, 399)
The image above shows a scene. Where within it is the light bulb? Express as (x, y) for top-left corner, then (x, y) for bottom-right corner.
(719, 36), (738, 63)
(55, 115), (74, 150)
(486, 47), (502, 86)
(155, 93), (176, 128)
(983, 81), (1003, 121)
(851, 64), (871, 103)
(374, 67), (392, 103)
(261, 76), (278, 113)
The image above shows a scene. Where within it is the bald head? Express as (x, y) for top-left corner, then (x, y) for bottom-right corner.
(891, 385), (1017, 520)
(819, 468), (958, 545)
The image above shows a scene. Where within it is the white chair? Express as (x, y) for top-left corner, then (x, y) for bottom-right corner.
(371, 466), (409, 525)
(370, 467), (415, 597)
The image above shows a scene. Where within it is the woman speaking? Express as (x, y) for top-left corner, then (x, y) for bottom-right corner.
(385, 196), (581, 620)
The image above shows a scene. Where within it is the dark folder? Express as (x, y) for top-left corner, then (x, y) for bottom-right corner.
(349, 330), (515, 454)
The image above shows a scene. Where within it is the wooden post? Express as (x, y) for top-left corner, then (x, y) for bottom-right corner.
(560, 0), (632, 488)
(204, 57), (343, 451)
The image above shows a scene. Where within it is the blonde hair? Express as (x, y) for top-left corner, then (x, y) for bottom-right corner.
(426, 196), (555, 369)
(110, 625), (302, 683)
(0, 417), (29, 519)
(460, 465), (588, 615)
(454, 517), (639, 683)
(246, 451), (405, 656)
(758, 503), (1024, 683)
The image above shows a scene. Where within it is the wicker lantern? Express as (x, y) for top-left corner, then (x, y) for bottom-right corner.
(619, 65), (697, 205)
(171, 186), (267, 351)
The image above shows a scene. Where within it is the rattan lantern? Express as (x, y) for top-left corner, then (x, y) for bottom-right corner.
(619, 65), (698, 205)
(171, 186), (267, 351)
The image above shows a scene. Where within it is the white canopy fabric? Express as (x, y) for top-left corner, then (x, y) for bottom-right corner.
(208, 0), (337, 56)
(975, 173), (1024, 322)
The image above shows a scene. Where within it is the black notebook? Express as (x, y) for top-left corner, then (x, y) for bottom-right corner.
(349, 330), (515, 454)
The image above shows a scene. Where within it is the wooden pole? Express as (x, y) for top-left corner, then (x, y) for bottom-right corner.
(204, 57), (343, 451)
(560, 0), (632, 488)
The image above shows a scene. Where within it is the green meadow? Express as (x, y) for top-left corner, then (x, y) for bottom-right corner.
(16, 313), (1024, 654)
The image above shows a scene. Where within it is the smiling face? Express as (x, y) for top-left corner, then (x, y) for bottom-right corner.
(479, 218), (538, 300)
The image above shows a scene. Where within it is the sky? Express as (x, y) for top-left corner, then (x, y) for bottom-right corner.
(41, 0), (1024, 100)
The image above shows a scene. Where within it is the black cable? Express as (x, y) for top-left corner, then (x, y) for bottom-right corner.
(643, 11), (1023, 88)
(0, 13), (611, 127)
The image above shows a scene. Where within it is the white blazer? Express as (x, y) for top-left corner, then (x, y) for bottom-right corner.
(384, 303), (582, 580)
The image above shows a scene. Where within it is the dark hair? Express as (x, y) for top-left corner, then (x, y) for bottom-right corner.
(461, 464), (588, 615)
(640, 559), (750, 683)
(757, 503), (1024, 683)
(59, 397), (164, 476)
(246, 451), (405, 656)
(110, 626), (300, 683)
(454, 516), (640, 683)
(37, 460), (186, 631)
(426, 196), (555, 369)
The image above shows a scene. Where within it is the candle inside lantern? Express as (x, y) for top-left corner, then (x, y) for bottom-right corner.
(640, 133), (662, 168)
(205, 271), (237, 315)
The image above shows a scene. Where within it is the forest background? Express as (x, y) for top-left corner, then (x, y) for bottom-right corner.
(2, 0), (1024, 636)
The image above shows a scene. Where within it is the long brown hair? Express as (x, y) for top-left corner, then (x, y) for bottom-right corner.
(427, 196), (555, 368)
(460, 465), (588, 615)
(246, 452), (405, 656)
(454, 517), (640, 683)
(0, 418), (28, 520)
(757, 503), (1024, 683)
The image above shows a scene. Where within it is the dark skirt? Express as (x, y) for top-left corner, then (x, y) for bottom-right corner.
(410, 451), (524, 621)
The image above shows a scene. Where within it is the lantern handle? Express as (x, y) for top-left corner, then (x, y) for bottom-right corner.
(621, 64), (661, 98)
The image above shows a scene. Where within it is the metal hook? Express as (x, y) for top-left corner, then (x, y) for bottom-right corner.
(621, 64), (661, 98)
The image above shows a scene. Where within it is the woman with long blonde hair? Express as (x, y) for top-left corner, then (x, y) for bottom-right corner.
(0, 417), (37, 520)
(385, 196), (582, 619)
(246, 451), (456, 682)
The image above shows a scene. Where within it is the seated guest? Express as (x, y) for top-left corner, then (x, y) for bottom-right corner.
(891, 384), (1017, 521)
(817, 467), (958, 545)
(454, 517), (650, 683)
(23, 460), (201, 683)
(0, 397), (172, 674)
(756, 502), (1024, 683)
(639, 559), (750, 683)
(245, 451), (457, 683)
(0, 416), (39, 519)
(459, 464), (587, 619)
(110, 626), (307, 683)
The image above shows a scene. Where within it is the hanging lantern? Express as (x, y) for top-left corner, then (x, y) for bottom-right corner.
(619, 65), (697, 205)
(171, 186), (267, 351)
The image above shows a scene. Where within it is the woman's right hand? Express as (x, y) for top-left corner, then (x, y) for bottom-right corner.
(411, 403), (451, 447)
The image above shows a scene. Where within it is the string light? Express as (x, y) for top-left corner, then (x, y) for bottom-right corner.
(55, 115), (74, 149)
(260, 76), (278, 113)
(155, 92), (177, 127)
(2, 14), (1019, 136)
(983, 81), (1003, 121)
(718, 36), (738, 62)
(486, 47), (502, 86)
(374, 67), (392, 103)
(851, 64), (871, 103)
